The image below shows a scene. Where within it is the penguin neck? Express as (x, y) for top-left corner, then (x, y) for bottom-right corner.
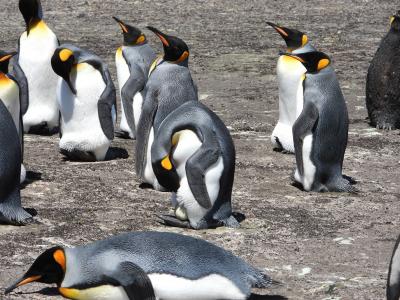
(123, 40), (147, 47)
(26, 18), (49, 36)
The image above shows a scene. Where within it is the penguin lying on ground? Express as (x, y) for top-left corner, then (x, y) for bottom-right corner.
(388, 234), (400, 300)
(136, 27), (198, 190)
(51, 45), (116, 161)
(285, 51), (356, 193)
(0, 52), (33, 225)
(18, 0), (60, 134)
(5, 231), (274, 300)
(366, 11), (400, 130)
(114, 17), (156, 139)
(0, 51), (28, 184)
(267, 22), (316, 153)
(152, 100), (241, 229)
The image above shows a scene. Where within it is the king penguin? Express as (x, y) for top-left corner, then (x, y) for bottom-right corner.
(0, 51), (28, 184)
(18, 0), (60, 134)
(366, 11), (400, 130)
(51, 44), (116, 161)
(5, 231), (274, 300)
(114, 17), (156, 139)
(267, 22), (316, 153)
(0, 52), (33, 225)
(388, 234), (400, 300)
(151, 100), (241, 229)
(286, 51), (356, 193)
(136, 27), (198, 191)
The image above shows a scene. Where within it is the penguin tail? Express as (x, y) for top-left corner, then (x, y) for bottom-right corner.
(251, 270), (280, 289)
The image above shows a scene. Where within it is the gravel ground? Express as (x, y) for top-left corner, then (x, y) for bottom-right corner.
(0, 0), (399, 299)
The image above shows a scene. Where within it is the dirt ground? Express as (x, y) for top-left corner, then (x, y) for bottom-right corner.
(0, 0), (399, 299)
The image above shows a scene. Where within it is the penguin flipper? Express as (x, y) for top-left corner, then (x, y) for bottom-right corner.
(292, 101), (319, 176)
(121, 67), (146, 138)
(185, 145), (220, 209)
(104, 262), (155, 300)
(10, 56), (29, 115)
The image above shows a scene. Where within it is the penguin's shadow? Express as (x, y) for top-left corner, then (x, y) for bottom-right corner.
(21, 171), (42, 189)
(250, 294), (288, 300)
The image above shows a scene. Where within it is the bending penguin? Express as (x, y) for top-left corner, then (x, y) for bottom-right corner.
(1, 51), (28, 184)
(267, 22), (316, 153)
(18, 0), (60, 134)
(5, 231), (274, 300)
(51, 44), (116, 161)
(388, 234), (400, 300)
(366, 11), (400, 130)
(136, 27), (197, 190)
(285, 51), (356, 193)
(152, 100), (240, 229)
(0, 52), (33, 225)
(114, 17), (156, 139)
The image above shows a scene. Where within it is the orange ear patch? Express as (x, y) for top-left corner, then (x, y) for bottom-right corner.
(53, 249), (66, 272)
(317, 58), (330, 70)
(136, 35), (146, 44)
(161, 156), (173, 170)
(59, 49), (73, 62)
(0, 55), (13, 62)
(176, 51), (189, 63)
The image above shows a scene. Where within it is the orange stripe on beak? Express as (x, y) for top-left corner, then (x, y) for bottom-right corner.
(17, 275), (42, 287)
(156, 33), (170, 47)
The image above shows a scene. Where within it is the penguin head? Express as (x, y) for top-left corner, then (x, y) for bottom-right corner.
(51, 48), (76, 94)
(19, 0), (43, 35)
(390, 11), (400, 30)
(284, 51), (331, 73)
(0, 51), (17, 74)
(267, 22), (308, 51)
(5, 247), (65, 295)
(146, 26), (189, 65)
(113, 17), (147, 46)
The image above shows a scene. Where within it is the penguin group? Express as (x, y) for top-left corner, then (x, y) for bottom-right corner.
(1, 0), (400, 299)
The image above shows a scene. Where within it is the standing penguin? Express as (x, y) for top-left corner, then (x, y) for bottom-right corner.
(366, 11), (400, 130)
(286, 51), (355, 193)
(0, 54), (33, 225)
(18, 0), (60, 134)
(5, 231), (274, 300)
(0, 51), (28, 184)
(136, 27), (197, 190)
(267, 22), (316, 153)
(114, 17), (156, 139)
(51, 45), (116, 161)
(388, 234), (400, 300)
(151, 101), (240, 229)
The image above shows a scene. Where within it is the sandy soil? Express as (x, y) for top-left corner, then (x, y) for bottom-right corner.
(0, 0), (399, 299)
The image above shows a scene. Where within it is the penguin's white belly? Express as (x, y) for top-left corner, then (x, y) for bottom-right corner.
(271, 56), (306, 152)
(0, 78), (21, 132)
(133, 92), (143, 128)
(19, 23), (59, 130)
(172, 130), (224, 227)
(59, 285), (129, 300)
(116, 49), (131, 134)
(300, 134), (316, 191)
(144, 127), (164, 190)
(149, 273), (246, 300)
(57, 63), (110, 161)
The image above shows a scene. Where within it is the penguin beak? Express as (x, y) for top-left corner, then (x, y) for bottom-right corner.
(266, 22), (289, 38)
(146, 26), (170, 47)
(65, 77), (77, 95)
(5, 275), (42, 294)
(0, 52), (17, 62)
(113, 16), (129, 33)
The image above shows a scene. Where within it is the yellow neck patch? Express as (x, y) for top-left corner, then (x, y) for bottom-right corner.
(302, 35), (308, 47)
(317, 58), (330, 71)
(148, 56), (163, 77)
(27, 20), (50, 37)
(390, 16), (395, 25)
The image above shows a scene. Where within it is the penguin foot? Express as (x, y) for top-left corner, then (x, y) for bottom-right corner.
(343, 175), (357, 185)
(375, 122), (397, 130)
(232, 212), (246, 223)
(115, 130), (135, 140)
(60, 149), (96, 162)
(139, 183), (154, 190)
(157, 214), (191, 228)
(28, 122), (59, 135)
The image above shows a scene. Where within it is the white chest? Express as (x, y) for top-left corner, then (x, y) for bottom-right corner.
(0, 76), (20, 129)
